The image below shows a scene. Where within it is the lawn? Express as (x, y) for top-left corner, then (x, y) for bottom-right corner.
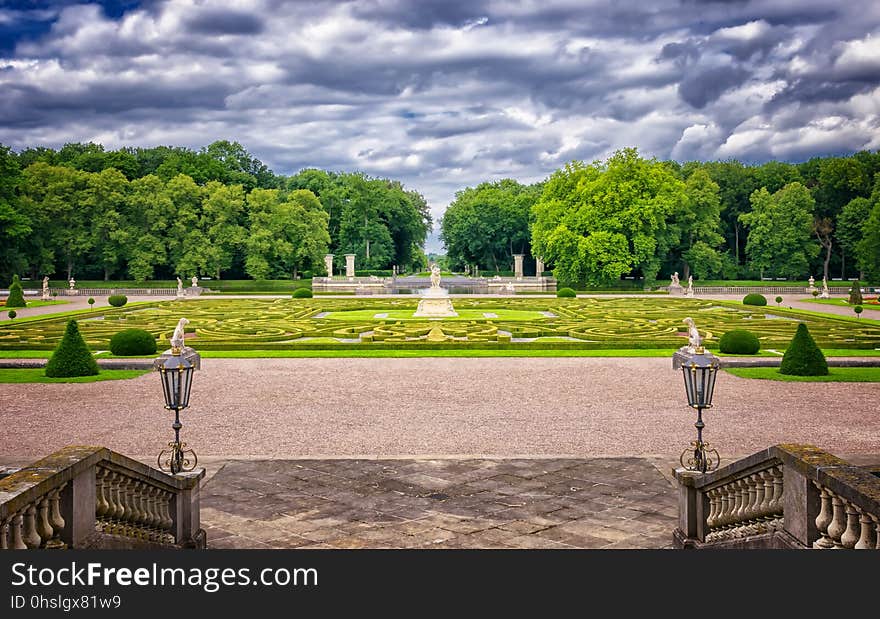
(323, 308), (547, 321)
(724, 367), (880, 382)
(0, 369), (150, 383)
(3, 300), (67, 309)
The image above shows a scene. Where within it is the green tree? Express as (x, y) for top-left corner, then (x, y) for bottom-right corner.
(5, 274), (27, 308)
(441, 179), (539, 272)
(202, 181), (246, 279)
(244, 189), (329, 279)
(164, 174), (209, 278)
(838, 197), (872, 279)
(856, 200), (880, 283)
(82, 168), (129, 280)
(702, 160), (757, 267)
(19, 163), (90, 280)
(739, 183), (819, 279)
(0, 145), (30, 282)
(124, 175), (169, 281)
(678, 169), (724, 279)
(531, 149), (686, 287)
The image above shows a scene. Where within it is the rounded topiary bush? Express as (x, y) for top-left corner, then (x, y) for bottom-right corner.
(110, 328), (157, 356)
(5, 275), (27, 308)
(7, 310), (16, 320)
(743, 293), (767, 306)
(108, 294), (128, 307)
(854, 305), (863, 318)
(557, 287), (576, 298)
(719, 330), (760, 354)
(780, 323), (828, 376)
(292, 288), (313, 298)
(45, 319), (99, 377)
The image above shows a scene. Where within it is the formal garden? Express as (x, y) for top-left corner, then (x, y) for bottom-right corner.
(2, 296), (878, 355)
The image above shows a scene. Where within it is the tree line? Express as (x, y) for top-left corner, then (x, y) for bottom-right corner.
(441, 148), (880, 286)
(0, 141), (432, 282)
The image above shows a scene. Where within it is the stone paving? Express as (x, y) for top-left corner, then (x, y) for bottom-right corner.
(200, 457), (677, 549)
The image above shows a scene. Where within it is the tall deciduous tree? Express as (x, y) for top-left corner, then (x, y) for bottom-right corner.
(531, 149), (686, 287)
(164, 174), (209, 278)
(202, 181), (246, 279)
(125, 175), (169, 281)
(82, 168), (129, 280)
(678, 169), (724, 279)
(0, 146), (30, 282)
(441, 179), (539, 272)
(739, 183), (818, 279)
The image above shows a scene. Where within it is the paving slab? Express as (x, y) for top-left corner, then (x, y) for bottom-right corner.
(200, 457), (678, 549)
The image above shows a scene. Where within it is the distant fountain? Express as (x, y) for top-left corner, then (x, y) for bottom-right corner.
(413, 265), (458, 317)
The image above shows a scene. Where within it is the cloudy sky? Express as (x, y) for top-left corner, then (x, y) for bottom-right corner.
(2, 0), (880, 252)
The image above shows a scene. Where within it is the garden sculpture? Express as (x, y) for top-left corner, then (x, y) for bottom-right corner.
(170, 317), (189, 351)
(683, 317), (702, 352)
(430, 264), (441, 290)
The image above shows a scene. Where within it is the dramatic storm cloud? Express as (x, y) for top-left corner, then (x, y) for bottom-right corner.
(1, 0), (880, 250)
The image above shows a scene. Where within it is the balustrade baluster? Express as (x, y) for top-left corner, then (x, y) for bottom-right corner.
(45, 486), (67, 550)
(36, 496), (53, 545)
(841, 502), (861, 549)
(0, 518), (10, 549)
(761, 470), (775, 518)
(95, 469), (110, 518)
(827, 492), (846, 548)
(717, 486), (730, 530)
(23, 504), (41, 548)
(854, 508), (876, 550)
(769, 467), (783, 515)
(813, 485), (834, 549)
(11, 513), (27, 550)
(706, 489), (719, 530)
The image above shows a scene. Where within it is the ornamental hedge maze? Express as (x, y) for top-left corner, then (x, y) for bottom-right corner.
(1, 298), (878, 352)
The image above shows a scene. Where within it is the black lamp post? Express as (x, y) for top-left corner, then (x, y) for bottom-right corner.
(154, 336), (200, 474)
(673, 322), (721, 473)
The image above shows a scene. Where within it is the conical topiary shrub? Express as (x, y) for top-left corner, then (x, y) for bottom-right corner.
(45, 319), (99, 377)
(5, 275), (27, 308)
(779, 323), (828, 376)
(849, 280), (863, 305)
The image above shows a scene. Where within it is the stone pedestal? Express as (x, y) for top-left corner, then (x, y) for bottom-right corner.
(513, 254), (524, 280)
(668, 285), (684, 296)
(535, 258), (544, 278)
(414, 297), (458, 317)
(324, 254), (334, 278)
(345, 254), (355, 279)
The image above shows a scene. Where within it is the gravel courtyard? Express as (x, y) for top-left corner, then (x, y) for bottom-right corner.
(2, 357), (877, 462)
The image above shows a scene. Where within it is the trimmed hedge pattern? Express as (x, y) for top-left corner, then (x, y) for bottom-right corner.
(1, 297), (878, 352)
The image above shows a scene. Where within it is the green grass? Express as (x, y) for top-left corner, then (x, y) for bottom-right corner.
(323, 308), (547, 321)
(802, 297), (879, 307)
(0, 368), (150, 383)
(3, 300), (67, 309)
(724, 367), (880, 382)
(47, 279), (311, 292)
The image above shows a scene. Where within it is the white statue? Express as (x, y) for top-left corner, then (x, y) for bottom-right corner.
(191, 275), (198, 288)
(683, 317), (702, 352)
(808, 275), (815, 288)
(177, 277), (184, 294)
(42, 276), (50, 300)
(820, 276), (830, 298)
(68, 277), (76, 289)
(430, 264), (441, 290)
(685, 275), (694, 297)
(670, 272), (680, 287)
(170, 317), (189, 351)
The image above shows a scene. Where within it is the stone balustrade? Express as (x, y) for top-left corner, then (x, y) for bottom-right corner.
(675, 444), (880, 549)
(0, 446), (205, 550)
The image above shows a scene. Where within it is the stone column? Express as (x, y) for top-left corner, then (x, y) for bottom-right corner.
(513, 254), (524, 280)
(345, 254), (356, 279)
(324, 254), (334, 279)
(535, 257), (544, 278)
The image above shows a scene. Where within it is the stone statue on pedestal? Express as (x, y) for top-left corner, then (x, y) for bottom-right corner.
(170, 317), (189, 351)
(430, 264), (441, 290)
(820, 276), (830, 298)
(191, 275), (198, 288)
(42, 276), (50, 301)
(177, 277), (184, 296)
